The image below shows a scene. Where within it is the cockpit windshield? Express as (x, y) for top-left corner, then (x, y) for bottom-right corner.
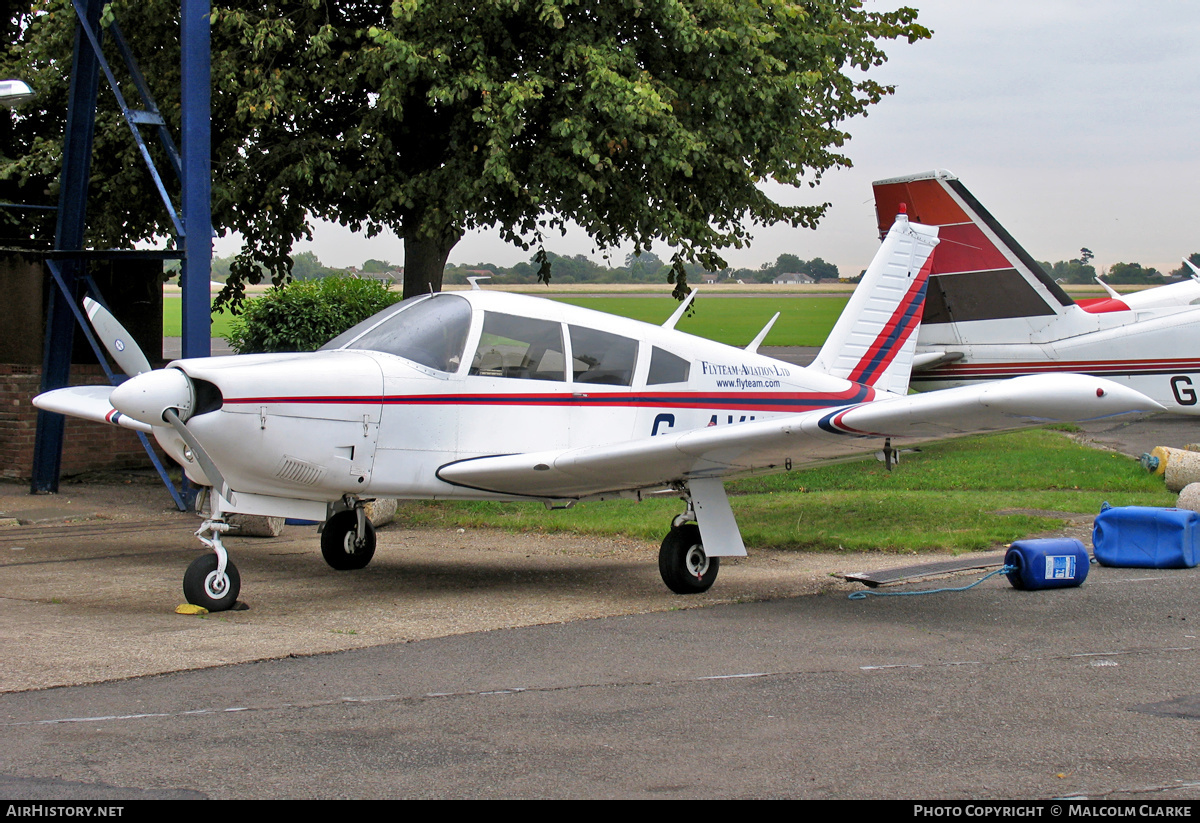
(320, 293), (472, 372)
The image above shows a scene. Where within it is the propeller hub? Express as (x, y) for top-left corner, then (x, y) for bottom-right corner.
(109, 368), (195, 427)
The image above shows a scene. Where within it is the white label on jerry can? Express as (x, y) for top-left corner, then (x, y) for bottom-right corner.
(1045, 555), (1076, 580)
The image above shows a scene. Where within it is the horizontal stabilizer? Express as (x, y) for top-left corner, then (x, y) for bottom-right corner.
(33, 385), (155, 433)
(436, 374), (1161, 500)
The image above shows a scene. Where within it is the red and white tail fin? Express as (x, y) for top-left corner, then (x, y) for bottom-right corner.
(810, 210), (938, 395)
(871, 170), (1075, 334)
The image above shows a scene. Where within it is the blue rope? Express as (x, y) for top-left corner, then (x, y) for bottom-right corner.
(848, 564), (1018, 600)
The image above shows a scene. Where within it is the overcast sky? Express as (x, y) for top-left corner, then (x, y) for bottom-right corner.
(237, 1), (1200, 278)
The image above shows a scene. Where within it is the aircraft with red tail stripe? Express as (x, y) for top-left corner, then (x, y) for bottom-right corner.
(33, 212), (1159, 610)
(873, 170), (1200, 415)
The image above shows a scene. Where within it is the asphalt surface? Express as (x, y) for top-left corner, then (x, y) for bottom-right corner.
(1, 408), (1197, 799)
(2, 553), (1197, 800)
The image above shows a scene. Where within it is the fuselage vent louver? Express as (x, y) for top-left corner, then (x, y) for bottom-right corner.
(275, 456), (327, 486)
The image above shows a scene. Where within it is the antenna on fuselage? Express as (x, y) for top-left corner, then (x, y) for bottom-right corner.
(745, 312), (780, 354)
(662, 289), (698, 329)
(1094, 275), (1121, 300)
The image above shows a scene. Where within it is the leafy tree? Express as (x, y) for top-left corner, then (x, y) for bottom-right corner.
(1043, 259), (1097, 285)
(800, 256), (839, 280)
(1105, 262), (1161, 285)
(3, 0), (928, 306)
(1169, 253), (1200, 280)
(772, 253), (804, 275)
(361, 258), (397, 274)
(225, 275), (400, 353)
(290, 250), (339, 280)
(626, 250), (663, 281)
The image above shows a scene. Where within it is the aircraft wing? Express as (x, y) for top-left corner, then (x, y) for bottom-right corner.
(437, 374), (1160, 499)
(32, 385), (155, 433)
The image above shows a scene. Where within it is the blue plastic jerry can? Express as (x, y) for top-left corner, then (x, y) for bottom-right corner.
(1092, 503), (1200, 569)
(1005, 538), (1090, 590)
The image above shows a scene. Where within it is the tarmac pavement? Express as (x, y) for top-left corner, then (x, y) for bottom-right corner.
(0, 412), (1197, 799)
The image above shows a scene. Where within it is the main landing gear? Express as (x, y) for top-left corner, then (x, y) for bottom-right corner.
(658, 505), (719, 595)
(659, 523), (719, 594)
(319, 506), (376, 571)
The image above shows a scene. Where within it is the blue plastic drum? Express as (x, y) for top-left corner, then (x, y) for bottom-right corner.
(1004, 538), (1090, 590)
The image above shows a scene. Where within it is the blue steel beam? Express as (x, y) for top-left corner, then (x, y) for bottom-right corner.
(180, 0), (212, 359)
(31, 0), (103, 494)
(32, 0), (212, 505)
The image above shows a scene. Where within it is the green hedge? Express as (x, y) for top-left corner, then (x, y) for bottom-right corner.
(226, 277), (402, 354)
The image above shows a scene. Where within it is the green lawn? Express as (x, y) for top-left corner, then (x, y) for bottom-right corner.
(553, 296), (847, 347)
(162, 296), (237, 339)
(395, 429), (1175, 554)
(164, 293), (848, 348)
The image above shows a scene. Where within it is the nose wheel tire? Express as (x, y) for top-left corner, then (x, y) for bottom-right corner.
(320, 510), (377, 570)
(658, 524), (719, 594)
(183, 553), (241, 611)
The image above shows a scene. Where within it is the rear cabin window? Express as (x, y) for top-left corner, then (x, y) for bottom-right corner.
(469, 312), (566, 381)
(647, 347), (690, 385)
(569, 325), (638, 386)
(320, 293), (471, 373)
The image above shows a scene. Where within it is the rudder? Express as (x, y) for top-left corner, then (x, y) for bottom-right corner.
(811, 211), (938, 395)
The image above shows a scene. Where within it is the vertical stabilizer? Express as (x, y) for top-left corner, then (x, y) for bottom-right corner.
(872, 170), (1074, 331)
(811, 212), (938, 395)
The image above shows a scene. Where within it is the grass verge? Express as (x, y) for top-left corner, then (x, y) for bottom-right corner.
(396, 429), (1175, 554)
(164, 293), (847, 348)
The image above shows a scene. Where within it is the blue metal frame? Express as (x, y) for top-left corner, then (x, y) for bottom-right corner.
(180, 0), (213, 360)
(31, 0), (212, 508)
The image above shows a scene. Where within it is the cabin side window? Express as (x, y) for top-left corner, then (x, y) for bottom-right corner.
(469, 312), (566, 381)
(569, 325), (638, 386)
(646, 346), (691, 385)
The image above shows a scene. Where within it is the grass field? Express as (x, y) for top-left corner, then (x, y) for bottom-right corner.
(394, 429), (1176, 554)
(554, 296), (847, 347)
(163, 293), (848, 348)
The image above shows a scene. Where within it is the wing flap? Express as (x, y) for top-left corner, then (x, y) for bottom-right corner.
(437, 374), (1161, 498)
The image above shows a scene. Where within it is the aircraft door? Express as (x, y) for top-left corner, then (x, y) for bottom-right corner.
(567, 324), (639, 448)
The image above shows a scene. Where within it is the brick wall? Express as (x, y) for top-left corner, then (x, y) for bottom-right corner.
(0, 363), (161, 481)
(0, 253), (167, 481)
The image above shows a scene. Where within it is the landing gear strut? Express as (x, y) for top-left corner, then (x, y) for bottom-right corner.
(184, 515), (241, 611)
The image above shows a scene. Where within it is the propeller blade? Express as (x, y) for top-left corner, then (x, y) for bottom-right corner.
(163, 408), (234, 504)
(84, 296), (153, 377)
(32, 385), (154, 433)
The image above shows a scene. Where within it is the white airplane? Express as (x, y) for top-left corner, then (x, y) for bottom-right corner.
(1088, 260), (1200, 312)
(33, 213), (1160, 611)
(872, 170), (1200, 414)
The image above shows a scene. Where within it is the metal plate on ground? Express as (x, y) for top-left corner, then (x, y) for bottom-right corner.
(840, 552), (1007, 588)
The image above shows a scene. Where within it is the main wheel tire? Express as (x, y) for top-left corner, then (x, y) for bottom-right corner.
(320, 510), (377, 570)
(658, 524), (719, 594)
(183, 553), (241, 611)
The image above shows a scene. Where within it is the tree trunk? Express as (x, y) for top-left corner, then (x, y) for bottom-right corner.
(402, 232), (458, 299)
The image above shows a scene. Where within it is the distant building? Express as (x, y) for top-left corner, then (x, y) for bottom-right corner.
(772, 272), (816, 285)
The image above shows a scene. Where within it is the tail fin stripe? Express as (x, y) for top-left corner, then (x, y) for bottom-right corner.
(931, 223), (1012, 273)
(847, 255), (933, 384)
